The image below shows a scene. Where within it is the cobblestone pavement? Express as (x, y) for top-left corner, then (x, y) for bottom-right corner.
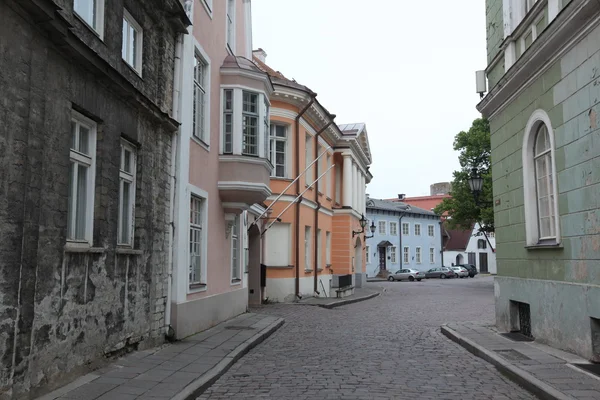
(198, 277), (537, 400)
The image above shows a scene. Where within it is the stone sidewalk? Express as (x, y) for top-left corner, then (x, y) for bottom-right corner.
(37, 313), (283, 400)
(294, 286), (383, 309)
(442, 322), (600, 400)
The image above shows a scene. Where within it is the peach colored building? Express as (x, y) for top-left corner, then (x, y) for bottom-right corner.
(254, 52), (373, 302)
(168, 0), (273, 339)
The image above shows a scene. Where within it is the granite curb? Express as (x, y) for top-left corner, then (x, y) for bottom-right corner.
(174, 317), (285, 400)
(441, 324), (573, 400)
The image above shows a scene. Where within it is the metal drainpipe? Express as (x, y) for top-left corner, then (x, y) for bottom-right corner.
(294, 94), (316, 299)
(313, 120), (334, 295)
(398, 214), (404, 271)
(440, 220), (445, 267)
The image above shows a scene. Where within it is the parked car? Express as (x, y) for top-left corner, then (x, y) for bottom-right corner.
(388, 269), (423, 282)
(450, 266), (469, 278)
(457, 264), (478, 278)
(424, 267), (454, 279)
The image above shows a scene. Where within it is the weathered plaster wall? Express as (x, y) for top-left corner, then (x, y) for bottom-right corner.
(486, 0), (504, 64)
(0, 0), (181, 396)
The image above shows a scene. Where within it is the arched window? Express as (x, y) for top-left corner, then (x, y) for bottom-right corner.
(477, 239), (487, 249)
(523, 110), (560, 246)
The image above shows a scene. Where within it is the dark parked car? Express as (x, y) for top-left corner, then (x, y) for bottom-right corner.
(457, 264), (478, 278)
(424, 267), (454, 279)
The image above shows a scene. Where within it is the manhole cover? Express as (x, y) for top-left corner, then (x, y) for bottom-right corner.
(572, 363), (600, 377)
(495, 349), (531, 361)
(224, 326), (256, 331)
(500, 332), (535, 342)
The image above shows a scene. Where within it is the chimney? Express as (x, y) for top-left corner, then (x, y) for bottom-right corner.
(253, 48), (267, 63)
(398, 194), (406, 201)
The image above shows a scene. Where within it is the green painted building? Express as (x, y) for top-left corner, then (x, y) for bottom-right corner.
(479, 0), (600, 360)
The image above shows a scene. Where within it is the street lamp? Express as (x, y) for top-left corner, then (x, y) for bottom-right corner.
(467, 167), (484, 206)
(353, 214), (375, 238)
(365, 220), (376, 239)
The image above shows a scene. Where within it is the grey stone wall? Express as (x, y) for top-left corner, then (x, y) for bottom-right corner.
(0, 0), (186, 397)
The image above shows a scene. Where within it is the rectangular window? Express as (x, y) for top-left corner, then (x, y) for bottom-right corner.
(118, 141), (136, 246)
(524, 0), (536, 13)
(390, 246), (397, 263)
(402, 222), (409, 236)
(403, 247), (409, 264)
(326, 231), (331, 265)
(242, 91), (258, 156)
(304, 226), (311, 271)
(326, 154), (332, 198)
(264, 223), (290, 266)
(189, 196), (205, 287)
(193, 54), (208, 143)
(264, 99), (270, 159)
(428, 225), (435, 237)
(68, 112), (97, 243)
(122, 10), (143, 74)
(414, 224), (421, 236)
(378, 221), (386, 235)
(269, 125), (286, 177)
(226, 0), (235, 51)
(416, 247), (422, 263)
(317, 229), (322, 270)
(390, 222), (397, 236)
(223, 89), (233, 153)
(305, 134), (313, 185)
(429, 248), (435, 264)
(231, 215), (240, 282)
(366, 245), (370, 264)
(74, 0), (104, 36)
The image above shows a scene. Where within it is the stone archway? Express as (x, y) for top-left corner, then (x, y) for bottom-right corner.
(247, 224), (262, 306)
(456, 254), (464, 265)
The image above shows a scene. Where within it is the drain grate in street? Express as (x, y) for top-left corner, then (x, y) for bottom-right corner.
(494, 349), (531, 361)
(572, 363), (600, 377)
(224, 326), (256, 331)
(501, 332), (535, 342)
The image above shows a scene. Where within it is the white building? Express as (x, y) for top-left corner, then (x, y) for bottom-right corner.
(443, 222), (496, 274)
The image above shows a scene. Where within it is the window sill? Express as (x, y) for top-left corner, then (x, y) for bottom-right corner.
(271, 176), (293, 181)
(326, 264), (332, 268)
(304, 185), (314, 191)
(304, 269), (313, 273)
(318, 191), (324, 197)
(231, 278), (242, 286)
(266, 265), (294, 269)
(122, 60), (143, 79)
(64, 243), (105, 254)
(525, 243), (563, 250)
(116, 247), (143, 255)
(189, 283), (207, 293)
(73, 13), (104, 41)
(191, 136), (210, 151)
(325, 197), (332, 201)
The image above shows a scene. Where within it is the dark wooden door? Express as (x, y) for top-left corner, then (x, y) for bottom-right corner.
(479, 253), (488, 273)
(379, 247), (387, 271)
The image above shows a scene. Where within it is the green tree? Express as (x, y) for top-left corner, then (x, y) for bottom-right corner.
(434, 118), (494, 233)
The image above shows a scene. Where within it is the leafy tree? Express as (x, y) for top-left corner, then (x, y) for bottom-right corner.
(434, 118), (494, 233)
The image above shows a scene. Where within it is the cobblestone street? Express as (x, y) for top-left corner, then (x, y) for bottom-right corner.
(198, 277), (537, 399)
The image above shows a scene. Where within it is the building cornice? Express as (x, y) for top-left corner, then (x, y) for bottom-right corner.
(478, 0), (600, 119)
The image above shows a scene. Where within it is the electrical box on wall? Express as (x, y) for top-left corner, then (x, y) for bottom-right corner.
(476, 70), (487, 98)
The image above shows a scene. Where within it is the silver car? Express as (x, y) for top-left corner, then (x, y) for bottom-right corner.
(388, 269), (423, 282)
(450, 266), (469, 278)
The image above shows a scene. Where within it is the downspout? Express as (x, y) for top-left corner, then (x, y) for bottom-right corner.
(165, 31), (184, 338)
(313, 120), (334, 295)
(294, 94), (316, 299)
(440, 220), (445, 267)
(398, 213), (404, 271)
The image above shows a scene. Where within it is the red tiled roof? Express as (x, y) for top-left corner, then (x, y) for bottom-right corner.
(444, 227), (473, 251)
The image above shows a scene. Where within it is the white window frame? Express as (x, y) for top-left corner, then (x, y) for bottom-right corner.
(366, 245), (370, 264)
(231, 215), (241, 283)
(415, 247), (422, 264)
(403, 247), (410, 264)
(201, 0), (213, 18)
(189, 189), (208, 291)
(522, 110), (560, 246)
(222, 88), (234, 154)
(193, 49), (211, 145)
(242, 91), (259, 156)
(305, 134), (313, 185)
(326, 231), (331, 265)
(269, 124), (287, 178)
(68, 111), (97, 245)
(317, 229), (322, 270)
(122, 9), (143, 75)
(414, 224), (421, 236)
(378, 221), (386, 235)
(429, 248), (435, 264)
(390, 222), (397, 236)
(73, 0), (105, 38)
(402, 222), (409, 236)
(390, 246), (397, 263)
(117, 140), (136, 246)
(304, 226), (311, 271)
(428, 224), (435, 237)
(226, 0), (236, 53)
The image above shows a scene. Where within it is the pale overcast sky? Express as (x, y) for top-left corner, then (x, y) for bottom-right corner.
(252, 0), (487, 199)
